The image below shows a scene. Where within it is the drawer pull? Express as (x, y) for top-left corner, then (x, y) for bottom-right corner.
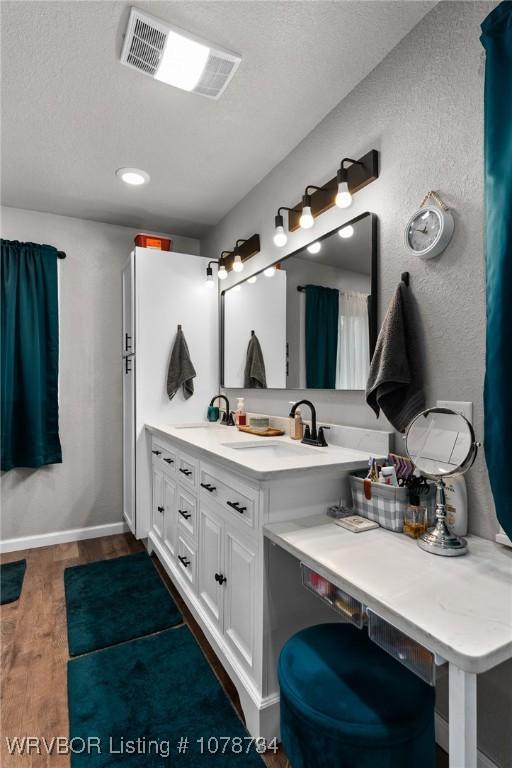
(157, 506), (164, 513)
(179, 468), (193, 476)
(227, 500), (247, 514)
(125, 333), (132, 352)
(178, 509), (191, 520)
(152, 450), (162, 456)
(214, 572), (227, 585)
(178, 555), (191, 568)
(163, 458), (174, 465)
(200, 482), (217, 493)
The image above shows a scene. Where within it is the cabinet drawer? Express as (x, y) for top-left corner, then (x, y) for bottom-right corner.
(151, 440), (177, 473)
(177, 536), (196, 589)
(177, 488), (197, 540)
(177, 453), (198, 490)
(199, 466), (258, 530)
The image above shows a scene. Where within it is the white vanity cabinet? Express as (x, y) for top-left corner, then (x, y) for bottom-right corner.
(145, 424), (391, 742)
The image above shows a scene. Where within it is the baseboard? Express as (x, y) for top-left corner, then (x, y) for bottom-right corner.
(435, 713), (498, 768)
(0, 521), (128, 553)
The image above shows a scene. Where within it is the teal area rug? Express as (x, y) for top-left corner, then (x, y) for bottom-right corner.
(64, 552), (182, 656)
(68, 626), (264, 766)
(0, 559), (26, 605)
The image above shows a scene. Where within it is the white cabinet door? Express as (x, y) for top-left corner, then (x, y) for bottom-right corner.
(223, 528), (257, 672)
(123, 355), (135, 534)
(122, 255), (135, 356)
(152, 464), (164, 540)
(163, 474), (178, 558)
(198, 505), (224, 629)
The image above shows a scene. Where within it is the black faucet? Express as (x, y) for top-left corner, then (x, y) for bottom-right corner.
(289, 399), (329, 447)
(210, 394), (235, 426)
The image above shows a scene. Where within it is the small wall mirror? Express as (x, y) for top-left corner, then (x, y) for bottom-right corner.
(221, 212), (377, 390)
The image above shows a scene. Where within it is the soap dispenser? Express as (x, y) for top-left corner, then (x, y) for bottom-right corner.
(290, 403), (304, 440)
(235, 397), (247, 427)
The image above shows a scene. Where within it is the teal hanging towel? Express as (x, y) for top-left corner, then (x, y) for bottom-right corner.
(1, 240), (62, 470)
(305, 284), (339, 389)
(481, 2), (512, 539)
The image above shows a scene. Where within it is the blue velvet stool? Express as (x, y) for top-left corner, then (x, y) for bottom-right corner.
(278, 623), (435, 768)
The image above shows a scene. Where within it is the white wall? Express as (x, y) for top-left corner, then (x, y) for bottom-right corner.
(0, 206), (199, 543)
(202, 4), (511, 765)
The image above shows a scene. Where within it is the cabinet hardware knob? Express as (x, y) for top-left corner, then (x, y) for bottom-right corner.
(200, 482), (217, 492)
(178, 555), (191, 568)
(163, 458), (174, 464)
(214, 572), (227, 585)
(226, 500), (247, 514)
(157, 506), (164, 513)
(152, 450), (162, 456)
(178, 509), (191, 520)
(179, 468), (192, 476)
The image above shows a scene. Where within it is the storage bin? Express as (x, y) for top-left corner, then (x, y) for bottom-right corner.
(350, 473), (410, 532)
(367, 609), (438, 685)
(301, 564), (364, 628)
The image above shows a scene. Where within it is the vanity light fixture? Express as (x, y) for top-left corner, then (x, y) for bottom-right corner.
(338, 225), (354, 239)
(307, 241), (321, 254)
(285, 150), (379, 232)
(116, 167), (150, 186)
(273, 207), (298, 247)
(218, 235), (261, 274)
(264, 266), (276, 278)
(336, 158), (363, 208)
(205, 260), (217, 287)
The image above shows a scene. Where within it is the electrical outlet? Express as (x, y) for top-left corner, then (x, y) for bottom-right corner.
(436, 400), (473, 422)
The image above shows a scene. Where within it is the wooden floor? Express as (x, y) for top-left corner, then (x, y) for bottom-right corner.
(1, 533), (448, 767)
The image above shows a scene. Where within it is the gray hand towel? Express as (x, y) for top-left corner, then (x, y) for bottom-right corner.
(366, 282), (425, 433)
(167, 327), (196, 401)
(244, 332), (267, 389)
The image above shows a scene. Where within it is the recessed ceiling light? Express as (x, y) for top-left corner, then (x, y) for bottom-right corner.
(116, 168), (150, 186)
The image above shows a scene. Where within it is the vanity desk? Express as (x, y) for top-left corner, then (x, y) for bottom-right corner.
(264, 515), (512, 768)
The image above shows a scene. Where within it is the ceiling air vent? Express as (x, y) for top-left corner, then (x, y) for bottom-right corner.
(120, 8), (241, 99)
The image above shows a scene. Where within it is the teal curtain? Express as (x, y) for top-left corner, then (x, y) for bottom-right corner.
(1, 240), (62, 470)
(305, 285), (339, 389)
(481, 3), (512, 539)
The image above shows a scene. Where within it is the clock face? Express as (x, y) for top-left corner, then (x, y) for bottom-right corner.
(407, 208), (442, 252)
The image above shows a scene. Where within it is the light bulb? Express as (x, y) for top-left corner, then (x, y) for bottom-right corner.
(339, 225), (354, 239)
(248, 276), (257, 284)
(206, 274), (214, 287)
(299, 206), (314, 229)
(335, 181), (352, 208)
(273, 225), (287, 247)
(264, 266), (276, 278)
(218, 263), (228, 280)
(233, 253), (244, 272)
(307, 241), (321, 254)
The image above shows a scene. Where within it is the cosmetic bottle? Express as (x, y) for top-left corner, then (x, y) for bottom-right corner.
(235, 398), (247, 427)
(445, 475), (468, 536)
(291, 408), (304, 440)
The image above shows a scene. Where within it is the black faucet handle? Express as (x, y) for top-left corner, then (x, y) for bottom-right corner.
(303, 424), (311, 439)
(318, 426), (330, 446)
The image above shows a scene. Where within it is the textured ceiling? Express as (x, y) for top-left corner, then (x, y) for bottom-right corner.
(1, 1), (435, 238)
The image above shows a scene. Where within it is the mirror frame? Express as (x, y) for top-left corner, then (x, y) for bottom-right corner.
(220, 211), (378, 389)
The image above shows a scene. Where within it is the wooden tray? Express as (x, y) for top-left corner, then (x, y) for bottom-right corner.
(237, 425), (285, 437)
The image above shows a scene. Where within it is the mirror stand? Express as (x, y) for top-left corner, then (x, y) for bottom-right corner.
(417, 478), (468, 557)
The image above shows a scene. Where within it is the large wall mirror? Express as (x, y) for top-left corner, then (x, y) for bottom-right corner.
(221, 211), (377, 391)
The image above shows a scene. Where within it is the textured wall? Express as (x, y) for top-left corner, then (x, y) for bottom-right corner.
(0, 206), (199, 542)
(202, 4), (512, 765)
(203, 0), (496, 541)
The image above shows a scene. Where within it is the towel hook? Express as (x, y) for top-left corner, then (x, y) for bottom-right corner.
(401, 272), (410, 287)
(251, 330), (255, 336)
(177, 324), (182, 330)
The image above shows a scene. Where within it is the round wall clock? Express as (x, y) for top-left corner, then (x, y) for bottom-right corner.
(404, 194), (454, 260)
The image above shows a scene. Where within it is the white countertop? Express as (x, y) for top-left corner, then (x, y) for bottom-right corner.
(264, 515), (512, 673)
(145, 422), (376, 480)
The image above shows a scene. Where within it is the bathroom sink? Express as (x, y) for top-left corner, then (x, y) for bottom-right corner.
(222, 440), (319, 459)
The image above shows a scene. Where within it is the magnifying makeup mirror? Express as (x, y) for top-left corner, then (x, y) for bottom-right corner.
(405, 407), (480, 556)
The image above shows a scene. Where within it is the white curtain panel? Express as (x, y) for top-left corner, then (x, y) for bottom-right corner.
(336, 292), (370, 390)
